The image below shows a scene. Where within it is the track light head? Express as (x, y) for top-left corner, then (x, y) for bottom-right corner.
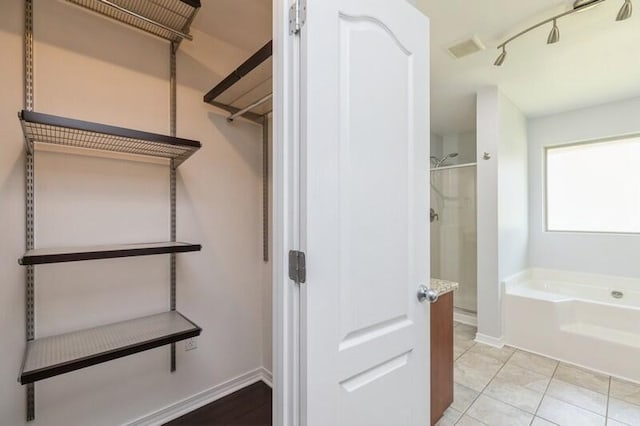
(617, 0), (633, 21)
(547, 19), (560, 44)
(494, 46), (507, 66)
(573, 0), (604, 11)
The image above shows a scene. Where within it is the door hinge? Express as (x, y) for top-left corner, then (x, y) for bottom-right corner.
(289, 0), (306, 35)
(288, 250), (306, 283)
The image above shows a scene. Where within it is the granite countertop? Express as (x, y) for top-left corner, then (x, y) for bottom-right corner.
(430, 278), (459, 296)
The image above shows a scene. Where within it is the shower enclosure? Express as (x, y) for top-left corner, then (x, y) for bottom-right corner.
(430, 163), (477, 317)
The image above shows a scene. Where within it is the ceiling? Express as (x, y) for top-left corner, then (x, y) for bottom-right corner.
(191, 0), (272, 52)
(191, 1), (640, 136)
(417, 0), (640, 135)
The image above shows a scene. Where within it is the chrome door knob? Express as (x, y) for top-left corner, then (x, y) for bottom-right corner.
(417, 285), (439, 303)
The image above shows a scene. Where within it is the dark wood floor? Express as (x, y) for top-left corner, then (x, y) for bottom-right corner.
(165, 382), (272, 426)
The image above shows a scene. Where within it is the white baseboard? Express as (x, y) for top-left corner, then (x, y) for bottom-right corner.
(260, 366), (273, 387)
(126, 367), (273, 426)
(474, 333), (505, 348)
(453, 310), (477, 326)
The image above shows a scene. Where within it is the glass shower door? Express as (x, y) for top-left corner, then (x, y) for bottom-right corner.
(430, 165), (477, 313)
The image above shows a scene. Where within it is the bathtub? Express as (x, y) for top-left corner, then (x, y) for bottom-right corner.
(504, 269), (640, 382)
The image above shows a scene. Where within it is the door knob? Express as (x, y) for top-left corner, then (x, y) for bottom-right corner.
(417, 285), (439, 303)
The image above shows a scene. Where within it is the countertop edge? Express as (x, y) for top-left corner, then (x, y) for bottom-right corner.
(430, 278), (459, 296)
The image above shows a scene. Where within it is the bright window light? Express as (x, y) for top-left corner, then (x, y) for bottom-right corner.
(546, 136), (640, 233)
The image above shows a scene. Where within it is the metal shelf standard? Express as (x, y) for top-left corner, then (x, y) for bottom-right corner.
(20, 0), (202, 420)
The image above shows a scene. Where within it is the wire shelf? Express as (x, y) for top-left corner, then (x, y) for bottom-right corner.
(19, 242), (202, 265)
(19, 110), (201, 166)
(66, 0), (201, 43)
(20, 311), (201, 384)
(204, 41), (273, 123)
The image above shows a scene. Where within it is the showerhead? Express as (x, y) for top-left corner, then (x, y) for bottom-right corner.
(434, 153), (459, 168)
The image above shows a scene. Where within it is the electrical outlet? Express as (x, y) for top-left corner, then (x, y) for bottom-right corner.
(184, 337), (198, 351)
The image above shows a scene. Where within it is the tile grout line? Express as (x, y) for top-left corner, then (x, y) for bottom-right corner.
(531, 360), (560, 425)
(455, 340), (476, 361)
(450, 322), (478, 424)
(453, 326), (637, 426)
(455, 345), (517, 425)
(453, 323), (476, 362)
(451, 324), (484, 424)
(537, 390), (611, 423)
(465, 347), (608, 425)
(453, 326), (610, 426)
(538, 376), (613, 420)
(458, 342), (568, 425)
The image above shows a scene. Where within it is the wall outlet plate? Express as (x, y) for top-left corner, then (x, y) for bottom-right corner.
(184, 337), (198, 351)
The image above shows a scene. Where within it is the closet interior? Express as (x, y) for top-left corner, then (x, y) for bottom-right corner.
(15, 0), (273, 422)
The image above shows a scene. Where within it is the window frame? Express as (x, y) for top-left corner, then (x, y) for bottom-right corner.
(543, 133), (640, 235)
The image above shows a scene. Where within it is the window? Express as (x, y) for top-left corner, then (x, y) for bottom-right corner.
(546, 136), (640, 233)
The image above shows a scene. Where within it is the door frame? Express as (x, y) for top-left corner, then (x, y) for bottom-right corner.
(272, 0), (301, 425)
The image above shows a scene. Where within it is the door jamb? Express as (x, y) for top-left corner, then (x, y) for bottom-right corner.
(273, 0), (301, 425)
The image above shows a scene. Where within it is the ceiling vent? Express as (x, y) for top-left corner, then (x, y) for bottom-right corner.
(447, 36), (486, 59)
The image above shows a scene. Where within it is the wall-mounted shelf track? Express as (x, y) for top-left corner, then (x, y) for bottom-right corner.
(20, 0), (203, 420)
(19, 110), (201, 166)
(204, 40), (273, 124)
(19, 311), (201, 385)
(66, 0), (201, 43)
(19, 242), (202, 265)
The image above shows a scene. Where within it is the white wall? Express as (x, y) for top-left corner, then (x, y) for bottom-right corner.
(476, 87), (528, 340)
(476, 88), (500, 339)
(528, 96), (640, 278)
(498, 94), (529, 280)
(0, 1), (269, 424)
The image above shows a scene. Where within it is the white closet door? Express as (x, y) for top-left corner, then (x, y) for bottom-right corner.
(299, 0), (430, 424)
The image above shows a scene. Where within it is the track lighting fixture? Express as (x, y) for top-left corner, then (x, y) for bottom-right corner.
(617, 0), (633, 20)
(547, 19), (560, 44)
(494, 46), (507, 66)
(494, 0), (633, 66)
(573, 0), (604, 11)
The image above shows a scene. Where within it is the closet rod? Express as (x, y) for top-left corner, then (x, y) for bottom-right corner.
(96, 0), (194, 41)
(227, 94), (272, 122)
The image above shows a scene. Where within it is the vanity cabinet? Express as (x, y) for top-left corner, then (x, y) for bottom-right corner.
(430, 291), (454, 425)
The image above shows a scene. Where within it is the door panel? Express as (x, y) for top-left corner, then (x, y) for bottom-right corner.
(340, 351), (412, 425)
(301, 1), (429, 425)
(339, 14), (413, 341)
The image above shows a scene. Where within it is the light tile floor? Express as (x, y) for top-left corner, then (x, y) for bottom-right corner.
(436, 322), (640, 426)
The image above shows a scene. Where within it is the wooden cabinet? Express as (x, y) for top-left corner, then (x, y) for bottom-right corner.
(430, 291), (454, 425)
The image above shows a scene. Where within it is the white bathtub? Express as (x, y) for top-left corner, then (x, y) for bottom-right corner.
(504, 269), (640, 382)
